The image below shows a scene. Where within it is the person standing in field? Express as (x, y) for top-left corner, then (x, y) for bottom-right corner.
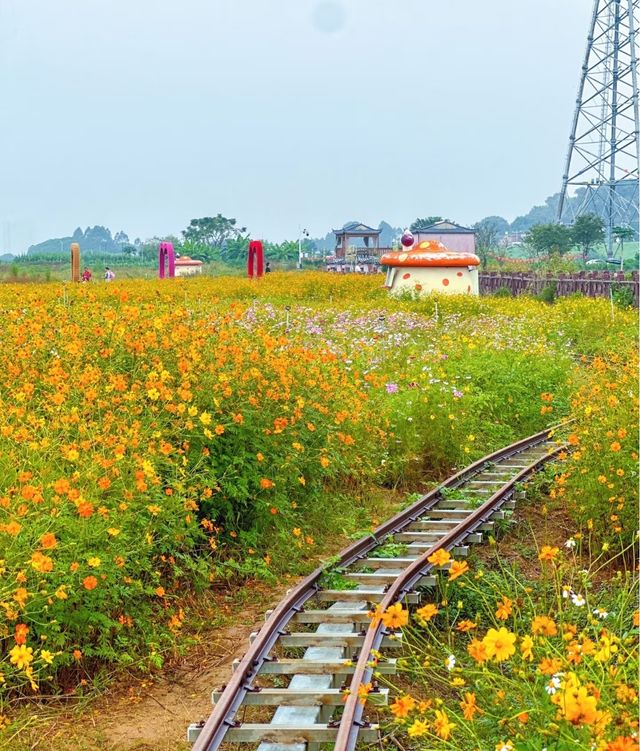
(104, 267), (115, 282)
(265, 261), (271, 273)
(81, 268), (92, 282)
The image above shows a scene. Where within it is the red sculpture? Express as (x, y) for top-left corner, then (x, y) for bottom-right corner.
(247, 240), (264, 278)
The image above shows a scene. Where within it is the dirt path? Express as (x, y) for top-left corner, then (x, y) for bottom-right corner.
(9, 581), (293, 751)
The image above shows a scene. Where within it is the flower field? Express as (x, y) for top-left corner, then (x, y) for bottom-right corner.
(0, 273), (636, 720)
(384, 543), (638, 751)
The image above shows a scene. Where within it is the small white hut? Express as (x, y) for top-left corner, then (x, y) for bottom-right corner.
(380, 240), (480, 295)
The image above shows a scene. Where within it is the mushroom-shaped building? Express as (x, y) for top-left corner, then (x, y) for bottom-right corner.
(174, 256), (204, 277)
(380, 240), (480, 296)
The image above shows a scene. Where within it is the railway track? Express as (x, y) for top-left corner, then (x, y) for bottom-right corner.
(188, 426), (564, 751)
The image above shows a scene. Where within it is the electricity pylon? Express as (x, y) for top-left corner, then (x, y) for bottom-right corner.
(557, 0), (639, 259)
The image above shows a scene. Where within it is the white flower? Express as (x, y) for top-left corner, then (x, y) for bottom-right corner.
(571, 593), (586, 607)
(593, 608), (609, 619)
(545, 674), (563, 695)
(445, 654), (456, 671)
(564, 538), (576, 549)
(562, 585), (573, 599)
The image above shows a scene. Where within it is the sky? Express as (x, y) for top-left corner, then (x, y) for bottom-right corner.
(0, 0), (589, 252)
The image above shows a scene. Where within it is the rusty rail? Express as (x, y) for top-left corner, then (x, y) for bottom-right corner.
(190, 425), (565, 750)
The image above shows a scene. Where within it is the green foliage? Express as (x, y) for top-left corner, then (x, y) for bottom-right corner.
(369, 538), (409, 558)
(182, 214), (246, 249)
(493, 286), (512, 297)
(526, 223), (573, 258)
(611, 284), (635, 308)
(537, 282), (557, 304)
(410, 216), (444, 232)
(571, 213), (604, 261)
(318, 568), (359, 590)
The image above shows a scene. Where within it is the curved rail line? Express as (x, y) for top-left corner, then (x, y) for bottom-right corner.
(189, 426), (564, 750)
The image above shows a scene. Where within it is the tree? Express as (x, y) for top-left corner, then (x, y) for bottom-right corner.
(571, 213), (604, 262)
(114, 230), (130, 249)
(525, 223), (573, 258)
(183, 214), (247, 249)
(612, 225), (635, 260)
(473, 216), (509, 268)
(410, 216), (445, 232)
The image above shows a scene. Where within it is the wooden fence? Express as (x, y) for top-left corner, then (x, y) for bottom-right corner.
(479, 271), (639, 306)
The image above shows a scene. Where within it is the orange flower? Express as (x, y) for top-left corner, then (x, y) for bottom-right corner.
(606, 737), (638, 751)
(531, 615), (558, 636)
(390, 694), (416, 718)
(610, 441), (621, 452)
(449, 560), (469, 580)
(77, 501), (94, 518)
(455, 620), (477, 632)
(538, 657), (563, 675)
(155, 586), (165, 597)
(15, 623), (29, 645)
(381, 603), (408, 630)
(427, 548), (451, 567)
(495, 596), (513, 620)
(538, 545), (559, 562)
(40, 532), (57, 549)
(259, 478), (274, 489)
(460, 692), (481, 721)
(467, 638), (488, 663)
(83, 576), (98, 591)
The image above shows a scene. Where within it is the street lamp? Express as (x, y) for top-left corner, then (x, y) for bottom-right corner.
(298, 228), (309, 269)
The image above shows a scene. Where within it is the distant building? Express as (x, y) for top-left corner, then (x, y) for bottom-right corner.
(333, 222), (382, 260)
(413, 221), (476, 254)
(499, 231), (527, 248)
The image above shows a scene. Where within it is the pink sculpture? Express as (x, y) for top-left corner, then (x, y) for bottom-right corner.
(159, 242), (176, 278)
(247, 240), (264, 278)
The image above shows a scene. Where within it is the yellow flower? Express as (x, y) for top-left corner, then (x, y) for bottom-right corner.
(87, 557), (101, 568)
(416, 603), (439, 622)
(433, 708), (455, 740)
(199, 411), (212, 425)
(9, 644), (34, 670)
(54, 586), (68, 600)
(407, 719), (429, 737)
(40, 649), (54, 665)
(521, 634), (534, 661)
(482, 627), (517, 662)
(427, 548), (451, 567)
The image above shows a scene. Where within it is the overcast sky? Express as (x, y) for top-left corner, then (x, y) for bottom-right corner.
(1, 0), (588, 252)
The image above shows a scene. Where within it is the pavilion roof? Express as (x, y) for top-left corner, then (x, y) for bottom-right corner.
(333, 221), (381, 236)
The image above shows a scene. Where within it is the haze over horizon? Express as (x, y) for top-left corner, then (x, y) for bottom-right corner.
(1, 0), (588, 253)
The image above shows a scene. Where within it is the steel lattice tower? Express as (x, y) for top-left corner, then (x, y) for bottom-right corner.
(557, 0), (639, 258)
